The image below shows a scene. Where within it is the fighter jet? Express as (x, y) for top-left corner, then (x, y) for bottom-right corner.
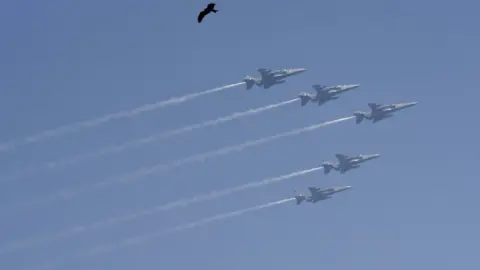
(354, 102), (418, 124)
(298, 84), (360, 106)
(322, 153), (380, 174)
(243, 68), (306, 90)
(197, 3), (218, 23)
(294, 186), (352, 204)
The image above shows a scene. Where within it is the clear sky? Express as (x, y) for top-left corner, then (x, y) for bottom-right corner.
(1, 0), (479, 270)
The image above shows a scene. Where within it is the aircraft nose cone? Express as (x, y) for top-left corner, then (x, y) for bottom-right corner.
(347, 84), (361, 89)
(401, 102), (418, 107)
(366, 154), (380, 159)
(292, 68), (307, 73)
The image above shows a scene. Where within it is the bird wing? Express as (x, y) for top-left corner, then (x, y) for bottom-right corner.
(197, 10), (207, 23)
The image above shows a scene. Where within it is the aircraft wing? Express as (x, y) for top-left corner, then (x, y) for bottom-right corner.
(312, 84), (327, 94)
(257, 68), (273, 76)
(335, 154), (349, 165)
(368, 103), (382, 110)
(262, 80), (275, 88)
(258, 69), (276, 83)
(308, 187), (320, 195)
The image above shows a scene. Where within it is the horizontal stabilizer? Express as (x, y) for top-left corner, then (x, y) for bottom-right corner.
(244, 76), (258, 90)
(354, 111), (366, 124)
(321, 162), (336, 174)
(295, 195), (305, 205)
(298, 93), (312, 106)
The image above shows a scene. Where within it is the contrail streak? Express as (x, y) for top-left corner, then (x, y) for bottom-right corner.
(6, 116), (353, 210)
(0, 82), (244, 152)
(89, 198), (294, 254)
(0, 98), (298, 183)
(0, 167), (319, 254)
(36, 198), (294, 270)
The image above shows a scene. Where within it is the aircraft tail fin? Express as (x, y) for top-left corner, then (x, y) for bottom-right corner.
(298, 93), (312, 106)
(294, 189), (306, 205)
(321, 162), (336, 174)
(354, 111), (367, 124)
(244, 76), (258, 90)
(295, 195), (305, 205)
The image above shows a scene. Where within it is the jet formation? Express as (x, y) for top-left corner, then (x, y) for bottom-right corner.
(294, 186), (352, 204)
(322, 153), (380, 174)
(243, 68), (306, 90)
(238, 67), (417, 206)
(354, 102), (418, 124)
(298, 84), (360, 106)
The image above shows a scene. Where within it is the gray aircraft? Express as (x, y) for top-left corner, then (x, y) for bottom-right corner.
(322, 153), (380, 174)
(298, 84), (360, 106)
(243, 68), (306, 90)
(294, 186), (352, 204)
(354, 102), (418, 124)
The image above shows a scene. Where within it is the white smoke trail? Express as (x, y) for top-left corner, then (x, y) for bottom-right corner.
(5, 116), (353, 210)
(89, 116), (353, 188)
(36, 198), (294, 270)
(52, 98), (299, 167)
(0, 82), (244, 152)
(93, 198), (295, 253)
(0, 98), (298, 184)
(0, 167), (319, 254)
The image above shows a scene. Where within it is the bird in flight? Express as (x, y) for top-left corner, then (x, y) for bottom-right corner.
(198, 3), (218, 23)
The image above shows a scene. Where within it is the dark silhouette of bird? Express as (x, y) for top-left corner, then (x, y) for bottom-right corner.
(197, 3), (218, 23)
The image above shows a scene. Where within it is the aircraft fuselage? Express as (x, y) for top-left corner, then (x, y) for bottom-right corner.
(370, 102), (418, 121)
(337, 154), (380, 173)
(258, 68), (306, 89)
(296, 186), (352, 204)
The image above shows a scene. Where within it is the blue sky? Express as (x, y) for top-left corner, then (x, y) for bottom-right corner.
(1, 0), (479, 269)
